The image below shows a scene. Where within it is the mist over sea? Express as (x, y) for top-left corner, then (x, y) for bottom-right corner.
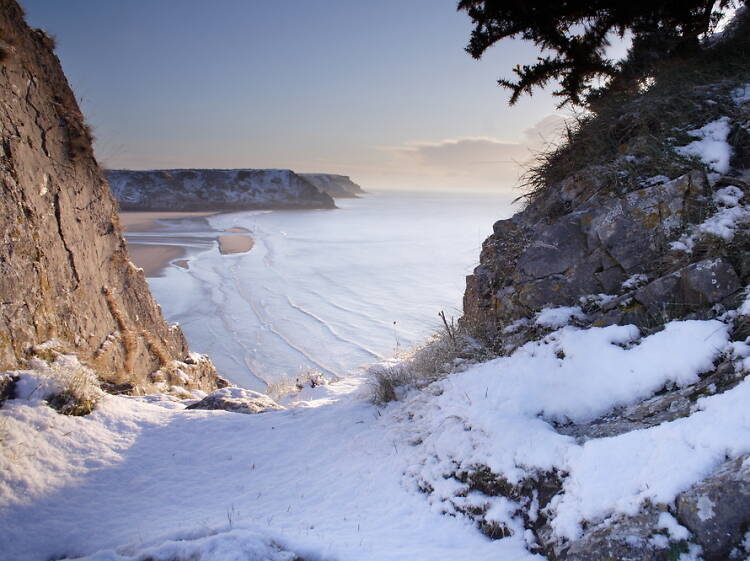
(147, 190), (513, 390)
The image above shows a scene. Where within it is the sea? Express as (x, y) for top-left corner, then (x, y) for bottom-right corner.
(145, 190), (513, 390)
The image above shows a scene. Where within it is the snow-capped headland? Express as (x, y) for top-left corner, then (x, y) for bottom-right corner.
(299, 173), (366, 198)
(106, 169), (337, 211)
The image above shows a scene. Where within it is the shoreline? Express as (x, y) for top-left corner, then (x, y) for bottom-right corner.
(119, 211), (219, 233)
(120, 211), (255, 277)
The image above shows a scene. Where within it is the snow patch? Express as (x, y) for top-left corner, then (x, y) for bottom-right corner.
(671, 185), (750, 252)
(657, 512), (690, 541)
(675, 117), (733, 174)
(739, 286), (750, 316)
(696, 495), (716, 521)
(622, 274), (649, 290)
(732, 84), (750, 105)
(405, 318), (738, 542)
(72, 527), (304, 561)
(535, 306), (585, 329)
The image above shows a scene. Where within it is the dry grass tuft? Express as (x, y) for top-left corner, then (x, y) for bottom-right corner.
(34, 28), (56, 51)
(102, 286), (137, 377)
(68, 122), (95, 161)
(38, 356), (103, 416)
(369, 314), (495, 405)
(267, 369), (329, 401)
(141, 330), (171, 367)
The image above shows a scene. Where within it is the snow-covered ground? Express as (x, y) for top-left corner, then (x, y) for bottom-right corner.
(1, 374), (526, 561)
(4, 306), (750, 560)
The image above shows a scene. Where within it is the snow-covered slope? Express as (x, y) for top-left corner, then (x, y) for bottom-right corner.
(3, 308), (750, 561)
(299, 174), (365, 198)
(106, 169), (336, 211)
(0, 373), (515, 561)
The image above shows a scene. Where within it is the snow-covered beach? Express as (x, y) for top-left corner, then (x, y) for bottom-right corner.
(138, 190), (513, 390)
(121, 212), (256, 277)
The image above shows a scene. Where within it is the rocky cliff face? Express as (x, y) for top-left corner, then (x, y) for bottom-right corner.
(0, 0), (220, 393)
(299, 173), (365, 198)
(464, 105), (750, 347)
(463, 170), (748, 340)
(107, 168), (336, 211)
(459, 26), (750, 560)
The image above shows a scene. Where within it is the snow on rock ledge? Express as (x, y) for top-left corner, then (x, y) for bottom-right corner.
(186, 387), (284, 414)
(399, 314), (750, 557)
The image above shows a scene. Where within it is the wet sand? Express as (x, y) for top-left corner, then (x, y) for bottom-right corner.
(120, 211), (254, 276)
(218, 235), (255, 254)
(127, 244), (186, 277)
(120, 211), (218, 232)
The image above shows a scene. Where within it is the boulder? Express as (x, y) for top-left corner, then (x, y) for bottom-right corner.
(560, 510), (673, 561)
(517, 216), (587, 279)
(679, 258), (742, 308)
(0, 373), (18, 406)
(461, 170), (737, 335)
(634, 273), (681, 316)
(676, 454), (750, 560)
(186, 387), (284, 414)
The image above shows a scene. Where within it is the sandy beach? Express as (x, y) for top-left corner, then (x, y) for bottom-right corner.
(120, 211), (254, 277)
(218, 227), (254, 254)
(127, 245), (186, 277)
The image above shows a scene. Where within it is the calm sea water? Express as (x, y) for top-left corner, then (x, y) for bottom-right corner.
(147, 190), (513, 390)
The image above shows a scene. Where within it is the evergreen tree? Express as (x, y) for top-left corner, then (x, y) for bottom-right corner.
(458, 0), (742, 106)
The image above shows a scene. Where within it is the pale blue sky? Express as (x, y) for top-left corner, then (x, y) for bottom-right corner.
(22, 0), (565, 191)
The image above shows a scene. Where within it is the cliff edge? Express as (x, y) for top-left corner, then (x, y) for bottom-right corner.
(0, 0), (221, 393)
(107, 168), (336, 211)
(299, 173), (365, 198)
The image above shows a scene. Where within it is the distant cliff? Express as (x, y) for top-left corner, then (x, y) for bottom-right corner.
(107, 169), (335, 211)
(299, 173), (365, 198)
(0, 0), (220, 393)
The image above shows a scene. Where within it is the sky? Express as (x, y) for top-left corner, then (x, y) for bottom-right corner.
(21, 0), (567, 192)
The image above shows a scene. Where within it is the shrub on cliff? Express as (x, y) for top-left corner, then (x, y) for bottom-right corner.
(520, 11), (750, 206)
(459, 3), (750, 207)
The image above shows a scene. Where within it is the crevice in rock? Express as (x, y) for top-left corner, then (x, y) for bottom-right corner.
(52, 191), (80, 288)
(23, 74), (50, 158)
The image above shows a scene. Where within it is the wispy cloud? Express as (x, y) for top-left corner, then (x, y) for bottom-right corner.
(522, 114), (567, 148)
(386, 136), (531, 170)
(371, 115), (568, 191)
